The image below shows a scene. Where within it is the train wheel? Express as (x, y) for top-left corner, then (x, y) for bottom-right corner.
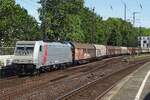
(47, 66), (51, 72)
(53, 65), (57, 70)
(36, 68), (41, 76)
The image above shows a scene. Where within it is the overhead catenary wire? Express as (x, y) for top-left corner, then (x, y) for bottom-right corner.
(121, 0), (133, 21)
(120, 0), (143, 27)
(133, 0), (143, 27)
(135, 0), (143, 11)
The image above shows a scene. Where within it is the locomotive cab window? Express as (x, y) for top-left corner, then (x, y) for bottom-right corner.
(15, 45), (34, 56)
(40, 46), (42, 52)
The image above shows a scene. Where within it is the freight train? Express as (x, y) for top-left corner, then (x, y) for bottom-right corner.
(12, 41), (150, 75)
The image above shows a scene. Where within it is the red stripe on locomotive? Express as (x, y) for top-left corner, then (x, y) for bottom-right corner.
(43, 44), (48, 65)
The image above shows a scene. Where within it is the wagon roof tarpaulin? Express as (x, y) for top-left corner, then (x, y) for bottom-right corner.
(71, 43), (95, 49)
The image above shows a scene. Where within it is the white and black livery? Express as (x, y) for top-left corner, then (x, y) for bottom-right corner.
(13, 41), (72, 75)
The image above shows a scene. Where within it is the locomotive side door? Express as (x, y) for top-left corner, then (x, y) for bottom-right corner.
(33, 43), (44, 69)
(38, 45), (45, 67)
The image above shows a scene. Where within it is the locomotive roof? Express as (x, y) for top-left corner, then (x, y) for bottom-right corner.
(94, 44), (106, 47)
(45, 42), (71, 47)
(16, 41), (71, 47)
(16, 41), (37, 45)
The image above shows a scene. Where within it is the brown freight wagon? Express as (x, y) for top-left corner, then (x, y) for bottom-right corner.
(142, 48), (149, 53)
(127, 47), (135, 55)
(114, 46), (122, 55)
(70, 43), (96, 64)
(106, 46), (121, 56)
(135, 47), (141, 54)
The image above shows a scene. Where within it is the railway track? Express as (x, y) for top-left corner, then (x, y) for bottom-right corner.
(0, 57), (121, 100)
(15, 59), (149, 100)
(0, 57), (119, 88)
(0, 57), (149, 100)
(56, 60), (148, 100)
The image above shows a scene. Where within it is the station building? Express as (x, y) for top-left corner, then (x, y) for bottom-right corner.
(138, 36), (150, 48)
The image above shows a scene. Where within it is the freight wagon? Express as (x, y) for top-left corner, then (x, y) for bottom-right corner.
(94, 44), (106, 59)
(141, 48), (149, 53)
(69, 43), (96, 64)
(120, 47), (128, 55)
(106, 46), (122, 56)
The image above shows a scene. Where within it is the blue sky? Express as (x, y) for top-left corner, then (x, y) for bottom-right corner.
(16, 0), (150, 28)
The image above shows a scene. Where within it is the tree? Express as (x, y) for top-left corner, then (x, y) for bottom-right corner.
(39, 0), (84, 41)
(105, 18), (122, 46)
(0, 0), (40, 46)
(38, 0), (148, 47)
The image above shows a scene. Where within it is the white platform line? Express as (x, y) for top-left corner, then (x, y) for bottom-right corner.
(134, 70), (150, 100)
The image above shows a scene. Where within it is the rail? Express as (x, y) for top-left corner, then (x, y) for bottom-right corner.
(56, 59), (149, 100)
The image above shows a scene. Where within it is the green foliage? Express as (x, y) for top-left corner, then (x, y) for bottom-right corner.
(39, 0), (147, 47)
(1, 0), (150, 47)
(140, 27), (150, 36)
(0, 0), (40, 46)
(105, 18), (139, 47)
(39, 0), (84, 41)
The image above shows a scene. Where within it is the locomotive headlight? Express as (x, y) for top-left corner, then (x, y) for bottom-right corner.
(6, 59), (13, 66)
(13, 59), (19, 63)
(28, 60), (33, 63)
(0, 61), (4, 66)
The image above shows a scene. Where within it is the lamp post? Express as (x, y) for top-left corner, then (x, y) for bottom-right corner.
(121, 0), (127, 21)
(133, 12), (140, 26)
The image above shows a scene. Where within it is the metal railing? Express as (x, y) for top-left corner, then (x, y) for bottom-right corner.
(0, 47), (15, 55)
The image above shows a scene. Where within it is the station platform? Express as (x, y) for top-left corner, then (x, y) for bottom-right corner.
(101, 62), (150, 100)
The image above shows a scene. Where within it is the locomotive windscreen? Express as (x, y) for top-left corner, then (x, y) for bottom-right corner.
(14, 45), (34, 56)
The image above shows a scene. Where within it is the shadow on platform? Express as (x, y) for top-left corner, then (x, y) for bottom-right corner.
(144, 93), (150, 100)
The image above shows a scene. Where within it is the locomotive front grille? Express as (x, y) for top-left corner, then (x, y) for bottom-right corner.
(13, 59), (33, 64)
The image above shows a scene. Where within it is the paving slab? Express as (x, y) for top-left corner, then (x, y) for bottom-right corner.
(101, 62), (150, 100)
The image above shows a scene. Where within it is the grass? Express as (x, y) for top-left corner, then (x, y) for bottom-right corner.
(123, 54), (150, 62)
